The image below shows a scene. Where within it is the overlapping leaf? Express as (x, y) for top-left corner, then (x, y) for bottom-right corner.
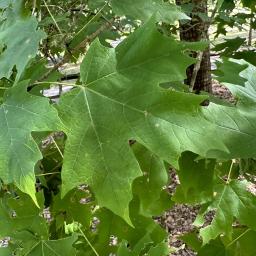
(173, 152), (216, 204)
(0, 82), (61, 203)
(132, 144), (171, 216)
(58, 18), (229, 222)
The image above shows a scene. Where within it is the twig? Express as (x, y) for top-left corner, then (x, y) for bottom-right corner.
(31, 81), (81, 87)
(78, 226), (99, 256)
(43, 0), (63, 36)
(226, 228), (251, 248)
(190, 51), (204, 91)
(72, 2), (109, 45)
(50, 135), (64, 159)
(75, 17), (114, 49)
(226, 160), (235, 184)
(36, 172), (60, 177)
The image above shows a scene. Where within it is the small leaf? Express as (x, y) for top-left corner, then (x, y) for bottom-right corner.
(213, 58), (248, 86)
(212, 37), (246, 55)
(173, 152), (216, 204)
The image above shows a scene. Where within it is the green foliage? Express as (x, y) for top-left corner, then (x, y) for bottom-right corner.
(0, 0), (255, 255)
(111, 0), (189, 23)
(0, 5), (45, 80)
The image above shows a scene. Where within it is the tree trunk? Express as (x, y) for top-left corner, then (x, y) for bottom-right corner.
(176, 0), (212, 93)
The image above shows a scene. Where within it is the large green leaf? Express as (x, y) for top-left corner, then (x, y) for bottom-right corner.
(198, 180), (256, 244)
(233, 50), (256, 66)
(58, 18), (228, 222)
(0, 82), (61, 203)
(111, 0), (189, 23)
(0, 12), (45, 79)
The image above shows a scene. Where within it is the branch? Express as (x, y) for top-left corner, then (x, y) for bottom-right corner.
(36, 18), (114, 83)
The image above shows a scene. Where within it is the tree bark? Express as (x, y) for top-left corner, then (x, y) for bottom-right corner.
(176, 0), (212, 93)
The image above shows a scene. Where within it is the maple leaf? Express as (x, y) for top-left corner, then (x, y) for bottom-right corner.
(0, 82), (61, 204)
(58, 18), (227, 222)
